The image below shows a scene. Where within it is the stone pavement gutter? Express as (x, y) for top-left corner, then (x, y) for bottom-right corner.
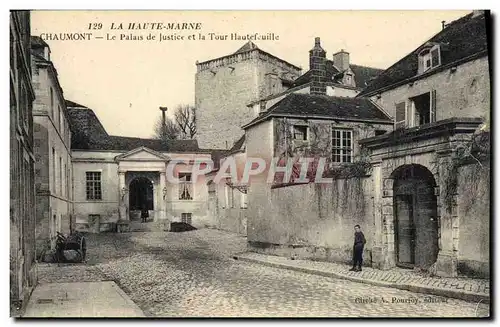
(234, 252), (490, 304)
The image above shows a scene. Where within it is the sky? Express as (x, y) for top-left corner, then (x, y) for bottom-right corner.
(30, 10), (471, 139)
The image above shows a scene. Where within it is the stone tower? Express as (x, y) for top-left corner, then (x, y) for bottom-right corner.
(195, 41), (302, 149)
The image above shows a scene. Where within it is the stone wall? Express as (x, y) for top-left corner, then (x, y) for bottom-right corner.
(32, 55), (73, 253)
(371, 57), (490, 123)
(456, 160), (490, 278)
(196, 55), (256, 149)
(72, 159), (120, 232)
(247, 179), (373, 265)
(326, 84), (360, 98)
(273, 118), (393, 160)
(196, 49), (300, 149)
(72, 150), (214, 231)
(214, 181), (248, 235)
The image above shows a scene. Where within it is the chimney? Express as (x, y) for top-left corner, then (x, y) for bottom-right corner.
(159, 106), (168, 139)
(309, 37), (326, 96)
(332, 49), (350, 72)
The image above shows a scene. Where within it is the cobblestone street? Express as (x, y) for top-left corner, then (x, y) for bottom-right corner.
(37, 229), (489, 318)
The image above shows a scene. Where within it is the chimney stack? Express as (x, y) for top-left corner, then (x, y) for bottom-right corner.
(159, 106), (168, 139)
(309, 37), (327, 96)
(332, 49), (350, 72)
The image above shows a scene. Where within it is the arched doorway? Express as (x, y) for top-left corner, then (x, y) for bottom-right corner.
(391, 164), (439, 269)
(129, 177), (154, 221)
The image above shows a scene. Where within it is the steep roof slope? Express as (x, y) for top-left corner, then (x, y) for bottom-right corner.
(66, 104), (202, 152)
(358, 11), (489, 96)
(243, 93), (392, 129)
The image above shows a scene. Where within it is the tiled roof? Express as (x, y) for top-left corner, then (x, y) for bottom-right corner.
(208, 149), (231, 170)
(229, 134), (245, 153)
(358, 11), (489, 96)
(199, 136), (245, 171)
(30, 35), (48, 48)
(66, 105), (202, 153)
(292, 60), (383, 89)
(106, 136), (201, 153)
(234, 41), (259, 54)
(66, 100), (88, 108)
(350, 64), (385, 88)
(243, 93), (392, 129)
(66, 107), (109, 150)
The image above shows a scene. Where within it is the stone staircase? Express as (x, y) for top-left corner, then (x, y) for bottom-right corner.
(128, 220), (169, 232)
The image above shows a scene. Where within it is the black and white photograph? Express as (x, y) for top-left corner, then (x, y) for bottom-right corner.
(8, 9), (492, 318)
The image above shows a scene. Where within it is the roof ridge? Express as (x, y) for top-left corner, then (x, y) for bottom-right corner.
(234, 40), (259, 54)
(350, 63), (385, 71)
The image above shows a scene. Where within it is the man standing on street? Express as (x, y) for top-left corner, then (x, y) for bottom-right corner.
(350, 225), (366, 272)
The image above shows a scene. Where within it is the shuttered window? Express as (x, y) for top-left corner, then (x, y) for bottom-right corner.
(431, 48), (440, 68)
(430, 90), (437, 123)
(395, 102), (406, 129)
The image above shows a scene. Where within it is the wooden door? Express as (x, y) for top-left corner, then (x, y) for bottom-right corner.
(395, 195), (415, 267)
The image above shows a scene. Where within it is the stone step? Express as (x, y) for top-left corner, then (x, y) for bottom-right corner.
(129, 220), (169, 232)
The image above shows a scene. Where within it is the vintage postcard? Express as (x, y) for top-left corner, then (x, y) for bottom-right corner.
(10, 9), (491, 318)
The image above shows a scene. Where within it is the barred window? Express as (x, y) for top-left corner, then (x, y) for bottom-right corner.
(181, 213), (192, 225)
(178, 173), (193, 200)
(86, 171), (102, 200)
(332, 128), (353, 163)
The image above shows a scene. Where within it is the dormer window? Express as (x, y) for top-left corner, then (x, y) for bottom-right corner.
(345, 74), (352, 85)
(418, 44), (441, 74)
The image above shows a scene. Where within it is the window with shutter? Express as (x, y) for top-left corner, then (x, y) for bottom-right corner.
(430, 90), (437, 123)
(418, 44), (441, 74)
(409, 91), (434, 126)
(395, 102), (406, 129)
(431, 48), (440, 68)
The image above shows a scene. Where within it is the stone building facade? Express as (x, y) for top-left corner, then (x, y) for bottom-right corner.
(10, 10), (37, 308)
(205, 138), (248, 235)
(66, 102), (214, 232)
(241, 11), (490, 278)
(358, 10), (490, 277)
(195, 41), (302, 149)
(197, 38), (384, 235)
(246, 38), (384, 116)
(242, 80), (393, 266)
(31, 36), (73, 253)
